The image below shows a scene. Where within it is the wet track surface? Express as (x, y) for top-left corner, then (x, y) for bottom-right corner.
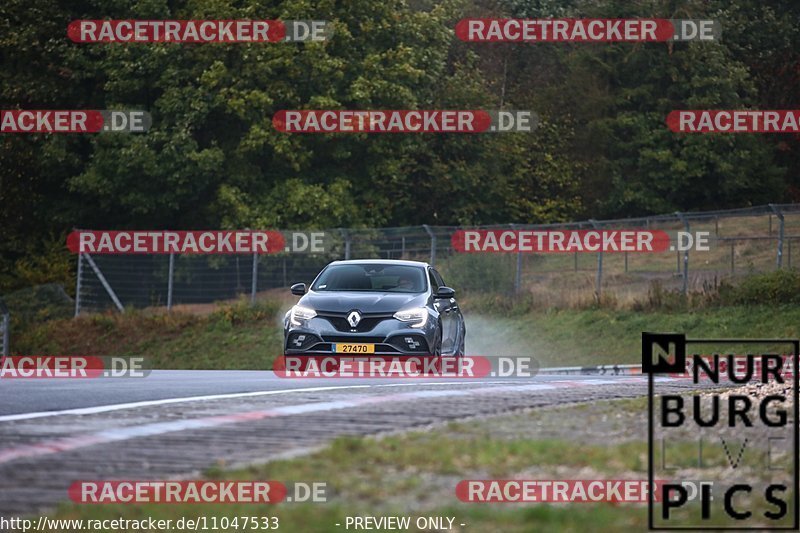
(0, 370), (614, 416)
(0, 370), (706, 515)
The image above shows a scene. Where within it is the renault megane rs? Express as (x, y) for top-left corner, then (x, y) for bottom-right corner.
(284, 260), (466, 358)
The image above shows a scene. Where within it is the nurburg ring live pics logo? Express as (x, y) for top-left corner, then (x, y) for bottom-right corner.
(643, 332), (799, 530)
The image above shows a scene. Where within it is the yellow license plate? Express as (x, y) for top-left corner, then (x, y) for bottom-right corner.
(335, 343), (375, 354)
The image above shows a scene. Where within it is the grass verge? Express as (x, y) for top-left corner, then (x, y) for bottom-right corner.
(12, 301), (800, 368)
(13, 298), (284, 370)
(465, 303), (800, 366)
(44, 398), (792, 531)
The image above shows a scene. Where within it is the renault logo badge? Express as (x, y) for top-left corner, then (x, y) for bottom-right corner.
(347, 311), (362, 327)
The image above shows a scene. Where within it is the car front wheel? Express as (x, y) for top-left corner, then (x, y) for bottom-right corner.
(455, 337), (465, 357)
(432, 325), (442, 357)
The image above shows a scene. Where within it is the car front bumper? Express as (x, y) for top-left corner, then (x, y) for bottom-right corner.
(284, 315), (437, 356)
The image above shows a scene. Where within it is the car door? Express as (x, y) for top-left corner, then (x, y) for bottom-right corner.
(434, 268), (462, 352)
(430, 268), (456, 353)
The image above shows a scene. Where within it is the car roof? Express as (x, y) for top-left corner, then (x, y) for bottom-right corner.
(328, 259), (430, 268)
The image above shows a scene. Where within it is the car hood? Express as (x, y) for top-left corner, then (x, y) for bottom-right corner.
(299, 291), (427, 314)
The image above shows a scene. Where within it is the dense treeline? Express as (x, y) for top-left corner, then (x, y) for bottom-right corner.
(1, 0), (798, 291)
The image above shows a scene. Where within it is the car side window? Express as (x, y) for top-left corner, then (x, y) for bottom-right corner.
(428, 269), (440, 293)
(432, 269), (446, 288)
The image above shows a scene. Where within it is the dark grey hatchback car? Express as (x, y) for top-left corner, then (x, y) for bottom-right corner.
(284, 260), (465, 357)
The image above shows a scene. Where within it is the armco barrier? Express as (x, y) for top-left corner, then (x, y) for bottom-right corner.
(538, 364), (642, 376)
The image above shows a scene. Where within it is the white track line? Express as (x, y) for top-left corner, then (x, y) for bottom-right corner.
(0, 380), (531, 423)
(0, 378), (652, 464)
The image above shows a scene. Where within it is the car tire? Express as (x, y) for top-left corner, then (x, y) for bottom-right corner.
(433, 325), (442, 357)
(454, 330), (465, 357)
(426, 324), (441, 374)
(451, 330), (467, 375)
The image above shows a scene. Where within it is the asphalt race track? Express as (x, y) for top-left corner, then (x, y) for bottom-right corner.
(0, 370), (700, 516)
(0, 370), (628, 416)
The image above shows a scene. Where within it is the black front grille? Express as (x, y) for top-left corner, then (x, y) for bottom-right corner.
(317, 313), (392, 332)
(322, 335), (386, 344)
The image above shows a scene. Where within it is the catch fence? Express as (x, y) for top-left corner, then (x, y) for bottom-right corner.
(74, 203), (800, 315)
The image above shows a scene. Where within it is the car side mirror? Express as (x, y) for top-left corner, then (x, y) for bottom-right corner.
(436, 286), (455, 298)
(290, 283), (307, 296)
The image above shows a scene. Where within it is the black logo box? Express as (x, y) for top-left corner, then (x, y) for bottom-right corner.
(643, 333), (799, 531)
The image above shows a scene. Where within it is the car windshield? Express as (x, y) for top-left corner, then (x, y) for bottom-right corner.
(312, 264), (427, 293)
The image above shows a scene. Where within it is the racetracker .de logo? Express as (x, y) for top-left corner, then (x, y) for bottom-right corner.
(455, 19), (720, 42)
(0, 356), (149, 379)
(274, 355), (539, 379)
(272, 110), (537, 133)
(0, 110), (150, 133)
(67, 20), (329, 43)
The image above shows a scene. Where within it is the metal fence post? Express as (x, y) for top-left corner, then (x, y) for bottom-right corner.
(589, 219), (602, 302)
(167, 253), (175, 311)
(510, 224), (522, 294)
(74, 252), (83, 318)
(422, 224), (436, 267)
(84, 253), (124, 312)
(340, 229), (351, 260)
(769, 204), (784, 269)
(676, 212), (689, 296)
(251, 252), (258, 304)
(730, 243), (735, 274)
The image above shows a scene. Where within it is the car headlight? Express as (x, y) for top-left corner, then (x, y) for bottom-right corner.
(290, 305), (316, 326)
(393, 307), (428, 328)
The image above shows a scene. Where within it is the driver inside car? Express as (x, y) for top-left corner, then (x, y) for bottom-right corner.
(395, 274), (415, 291)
